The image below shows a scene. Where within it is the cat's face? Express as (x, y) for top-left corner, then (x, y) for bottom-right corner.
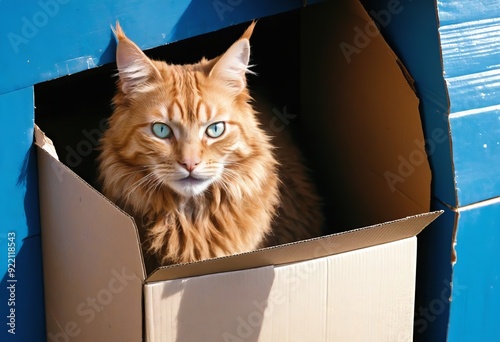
(146, 102), (231, 198)
(106, 22), (259, 198)
(118, 71), (248, 198)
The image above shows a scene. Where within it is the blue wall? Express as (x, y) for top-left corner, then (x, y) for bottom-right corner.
(3, 0), (498, 340)
(0, 87), (45, 341)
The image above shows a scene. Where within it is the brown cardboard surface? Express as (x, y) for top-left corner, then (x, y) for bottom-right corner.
(36, 131), (145, 341)
(145, 238), (417, 341)
(324, 238), (417, 341)
(301, 1), (431, 229)
(144, 266), (276, 341)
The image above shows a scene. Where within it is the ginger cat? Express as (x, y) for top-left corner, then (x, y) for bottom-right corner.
(98, 22), (323, 269)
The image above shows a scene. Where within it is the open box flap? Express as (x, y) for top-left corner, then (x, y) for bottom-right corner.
(35, 125), (146, 341)
(146, 210), (442, 283)
(301, 0), (432, 229)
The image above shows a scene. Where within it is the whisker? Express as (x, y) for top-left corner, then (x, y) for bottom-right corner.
(122, 171), (157, 208)
(214, 169), (241, 195)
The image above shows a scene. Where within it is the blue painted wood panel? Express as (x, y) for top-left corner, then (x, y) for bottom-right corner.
(439, 19), (500, 82)
(450, 108), (500, 205)
(448, 199), (500, 342)
(437, 1), (500, 206)
(438, 0), (500, 26)
(0, 87), (45, 341)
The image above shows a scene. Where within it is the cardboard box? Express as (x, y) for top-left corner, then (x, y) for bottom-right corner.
(36, 131), (440, 341)
(35, 1), (441, 341)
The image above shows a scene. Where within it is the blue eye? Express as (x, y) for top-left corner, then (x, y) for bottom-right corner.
(206, 122), (225, 138)
(152, 122), (172, 139)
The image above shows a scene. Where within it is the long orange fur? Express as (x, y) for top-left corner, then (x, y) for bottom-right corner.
(98, 22), (323, 269)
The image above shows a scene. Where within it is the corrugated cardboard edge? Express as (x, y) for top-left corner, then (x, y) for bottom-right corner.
(147, 211), (442, 282)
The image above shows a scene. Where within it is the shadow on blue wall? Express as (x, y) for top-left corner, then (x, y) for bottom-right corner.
(1, 145), (45, 341)
(359, 0), (454, 340)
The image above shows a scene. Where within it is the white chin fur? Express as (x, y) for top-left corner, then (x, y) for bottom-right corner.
(168, 179), (212, 197)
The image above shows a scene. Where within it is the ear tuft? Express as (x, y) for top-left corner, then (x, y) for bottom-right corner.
(209, 37), (252, 94)
(112, 21), (126, 41)
(207, 22), (256, 94)
(114, 22), (161, 94)
(240, 21), (256, 40)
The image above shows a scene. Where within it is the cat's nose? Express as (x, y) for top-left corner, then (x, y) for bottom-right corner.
(178, 159), (200, 172)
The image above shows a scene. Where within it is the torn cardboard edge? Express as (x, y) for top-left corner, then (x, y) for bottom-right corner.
(34, 124), (442, 285)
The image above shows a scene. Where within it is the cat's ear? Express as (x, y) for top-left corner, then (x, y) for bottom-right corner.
(113, 22), (162, 94)
(209, 21), (256, 94)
